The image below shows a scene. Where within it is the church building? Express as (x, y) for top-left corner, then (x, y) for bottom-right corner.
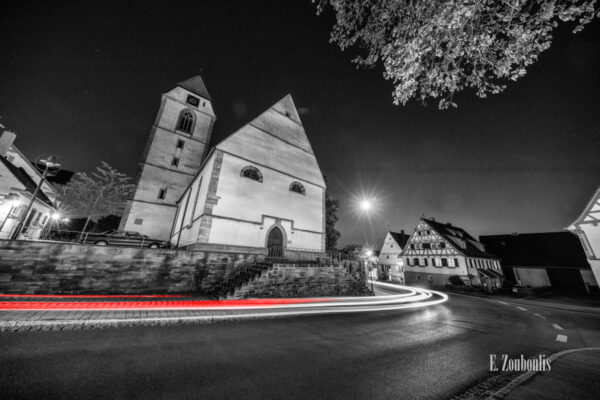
(120, 75), (326, 253)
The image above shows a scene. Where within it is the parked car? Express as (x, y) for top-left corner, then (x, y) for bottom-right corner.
(512, 284), (534, 297)
(80, 230), (168, 248)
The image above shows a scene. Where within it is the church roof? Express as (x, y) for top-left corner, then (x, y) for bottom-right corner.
(176, 75), (211, 101)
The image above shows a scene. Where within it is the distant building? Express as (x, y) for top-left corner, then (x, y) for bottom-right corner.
(567, 186), (600, 289)
(377, 230), (410, 283)
(0, 131), (59, 239)
(120, 75), (326, 253)
(480, 232), (595, 293)
(402, 218), (502, 289)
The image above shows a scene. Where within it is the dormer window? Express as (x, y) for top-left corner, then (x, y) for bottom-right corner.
(289, 181), (305, 195)
(177, 110), (195, 134)
(240, 166), (263, 182)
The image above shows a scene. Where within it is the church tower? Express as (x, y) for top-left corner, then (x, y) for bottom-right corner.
(119, 75), (216, 240)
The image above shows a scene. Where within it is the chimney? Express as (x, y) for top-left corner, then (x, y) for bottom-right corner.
(0, 131), (16, 157)
(401, 230), (405, 235)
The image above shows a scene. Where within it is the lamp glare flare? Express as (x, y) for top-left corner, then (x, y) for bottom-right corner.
(360, 199), (372, 211)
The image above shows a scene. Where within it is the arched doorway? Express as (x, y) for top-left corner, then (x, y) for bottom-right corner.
(267, 226), (284, 257)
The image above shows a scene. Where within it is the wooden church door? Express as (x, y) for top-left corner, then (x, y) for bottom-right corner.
(267, 227), (283, 257)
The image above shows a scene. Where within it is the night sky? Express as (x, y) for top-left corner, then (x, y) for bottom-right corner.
(2, 1), (599, 248)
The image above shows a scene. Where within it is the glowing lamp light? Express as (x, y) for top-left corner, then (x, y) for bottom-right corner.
(365, 249), (373, 257)
(51, 212), (61, 220)
(360, 199), (372, 211)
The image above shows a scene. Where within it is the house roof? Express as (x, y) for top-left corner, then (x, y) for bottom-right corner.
(479, 232), (589, 269)
(46, 169), (75, 185)
(0, 156), (54, 207)
(422, 218), (497, 259)
(176, 75), (211, 101)
(389, 231), (410, 248)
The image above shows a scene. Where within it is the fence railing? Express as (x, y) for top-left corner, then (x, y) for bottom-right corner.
(30, 232), (362, 261)
(37, 229), (166, 248)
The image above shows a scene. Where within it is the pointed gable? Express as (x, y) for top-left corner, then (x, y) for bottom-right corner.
(215, 95), (324, 187)
(176, 75), (211, 101)
(248, 94), (314, 154)
(568, 186), (600, 229)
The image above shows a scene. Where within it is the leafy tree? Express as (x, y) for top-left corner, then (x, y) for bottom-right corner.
(315, 0), (599, 108)
(340, 243), (362, 255)
(94, 214), (122, 233)
(326, 191), (342, 250)
(60, 162), (135, 236)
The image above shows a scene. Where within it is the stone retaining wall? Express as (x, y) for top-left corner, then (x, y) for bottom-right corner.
(229, 261), (371, 299)
(0, 240), (369, 297)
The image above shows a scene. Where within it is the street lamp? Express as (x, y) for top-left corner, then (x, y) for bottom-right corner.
(10, 155), (61, 240)
(360, 199), (372, 211)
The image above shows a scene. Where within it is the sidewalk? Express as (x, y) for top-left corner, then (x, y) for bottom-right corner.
(497, 348), (600, 400)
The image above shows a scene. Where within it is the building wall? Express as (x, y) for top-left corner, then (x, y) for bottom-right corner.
(120, 85), (215, 240)
(578, 224), (600, 259)
(0, 240), (369, 298)
(0, 162), (54, 240)
(404, 256), (469, 281)
(579, 269), (598, 289)
(513, 267), (551, 287)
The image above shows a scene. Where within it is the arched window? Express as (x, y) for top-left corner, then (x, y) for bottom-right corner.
(240, 166), (263, 182)
(289, 181), (305, 195)
(176, 110), (195, 134)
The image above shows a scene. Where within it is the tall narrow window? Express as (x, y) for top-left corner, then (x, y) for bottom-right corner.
(171, 157), (180, 167)
(176, 110), (195, 134)
(176, 139), (185, 149)
(158, 188), (167, 200)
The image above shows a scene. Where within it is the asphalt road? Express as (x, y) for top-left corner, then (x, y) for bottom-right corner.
(2, 287), (600, 400)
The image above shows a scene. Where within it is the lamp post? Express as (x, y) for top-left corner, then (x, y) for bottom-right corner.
(10, 155), (61, 240)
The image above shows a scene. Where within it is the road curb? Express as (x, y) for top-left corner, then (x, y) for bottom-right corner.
(485, 347), (600, 400)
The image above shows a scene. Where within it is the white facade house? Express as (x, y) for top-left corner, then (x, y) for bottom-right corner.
(0, 131), (58, 240)
(122, 76), (326, 253)
(402, 218), (503, 289)
(377, 231), (410, 282)
(568, 186), (600, 287)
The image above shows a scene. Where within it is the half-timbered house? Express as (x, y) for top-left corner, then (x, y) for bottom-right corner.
(402, 217), (503, 289)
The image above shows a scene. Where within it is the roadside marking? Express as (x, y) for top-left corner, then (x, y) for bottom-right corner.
(497, 301), (509, 305)
(516, 306), (527, 311)
(556, 334), (568, 343)
(552, 323), (564, 330)
(533, 313), (546, 319)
